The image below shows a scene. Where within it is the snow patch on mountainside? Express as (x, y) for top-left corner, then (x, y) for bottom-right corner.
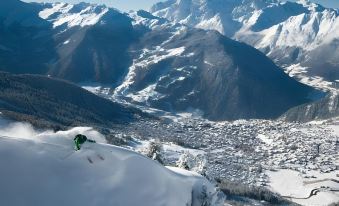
(134, 46), (186, 67)
(114, 45), (186, 100)
(196, 14), (225, 34)
(286, 64), (337, 92)
(0, 119), (224, 206)
(126, 84), (164, 103)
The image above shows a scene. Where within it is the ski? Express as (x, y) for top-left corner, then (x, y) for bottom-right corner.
(87, 157), (93, 164)
(97, 154), (105, 161)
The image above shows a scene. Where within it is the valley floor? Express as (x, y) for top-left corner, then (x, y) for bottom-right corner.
(111, 116), (339, 205)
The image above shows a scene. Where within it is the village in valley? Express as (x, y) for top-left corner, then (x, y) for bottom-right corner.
(109, 115), (339, 205)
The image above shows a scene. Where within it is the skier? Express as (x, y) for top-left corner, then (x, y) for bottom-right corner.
(74, 134), (96, 150)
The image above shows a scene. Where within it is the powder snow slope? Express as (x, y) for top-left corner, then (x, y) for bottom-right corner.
(151, 0), (339, 91)
(0, 125), (224, 206)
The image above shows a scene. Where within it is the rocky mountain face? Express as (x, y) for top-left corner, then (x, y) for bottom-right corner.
(151, 0), (339, 91)
(282, 92), (339, 122)
(0, 0), (317, 120)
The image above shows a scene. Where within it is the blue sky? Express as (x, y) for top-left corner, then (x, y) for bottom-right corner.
(294, 0), (339, 8)
(24, 0), (339, 11)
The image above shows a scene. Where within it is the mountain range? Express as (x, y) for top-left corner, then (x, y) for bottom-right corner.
(0, 0), (325, 121)
(151, 0), (339, 92)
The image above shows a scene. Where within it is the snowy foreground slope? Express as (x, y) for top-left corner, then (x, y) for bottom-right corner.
(0, 123), (224, 206)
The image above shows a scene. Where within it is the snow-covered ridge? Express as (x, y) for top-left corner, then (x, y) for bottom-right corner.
(39, 2), (110, 28)
(151, 0), (280, 36)
(151, 0), (332, 49)
(0, 120), (224, 206)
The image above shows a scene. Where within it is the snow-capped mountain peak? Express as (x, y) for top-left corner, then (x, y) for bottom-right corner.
(39, 2), (110, 28)
(151, 0), (282, 36)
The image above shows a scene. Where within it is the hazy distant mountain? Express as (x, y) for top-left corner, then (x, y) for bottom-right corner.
(0, 0), (317, 120)
(0, 0), (55, 74)
(151, 0), (339, 91)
